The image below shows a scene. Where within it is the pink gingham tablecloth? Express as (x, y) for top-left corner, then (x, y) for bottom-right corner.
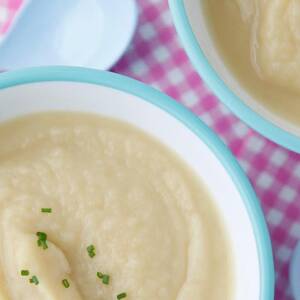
(1, 0), (299, 299)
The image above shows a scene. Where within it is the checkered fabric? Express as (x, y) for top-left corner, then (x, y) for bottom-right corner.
(1, 0), (299, 299)
(0, 0), (22, 37)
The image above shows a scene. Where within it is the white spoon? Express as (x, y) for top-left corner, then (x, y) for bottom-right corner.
(0, 0), (138, 70)
(290, 241), (300, 300)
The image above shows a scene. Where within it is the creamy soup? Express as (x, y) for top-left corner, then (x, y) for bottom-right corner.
(204, 0), (300, 127)
(0, 112), (233, 300)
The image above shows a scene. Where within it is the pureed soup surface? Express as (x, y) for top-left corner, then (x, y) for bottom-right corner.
(0, 112), (233, 299)
(204, 0), (300, 127)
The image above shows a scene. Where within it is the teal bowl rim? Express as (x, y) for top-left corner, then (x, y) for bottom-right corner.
(168, 0), (300, 154)
(0, 66), (274, 299)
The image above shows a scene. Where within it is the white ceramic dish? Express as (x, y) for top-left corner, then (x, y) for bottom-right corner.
(0, 67), (274, 300)
(169, 0), (300, 153)
(0, 0), (138, 70)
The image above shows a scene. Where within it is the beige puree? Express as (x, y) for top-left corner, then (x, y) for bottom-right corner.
(204, 0), (300, 127)
(0, 113), (233, 300)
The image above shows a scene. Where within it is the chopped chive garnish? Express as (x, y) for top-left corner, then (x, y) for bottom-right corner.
(29, 275), (39, 285)
(21, 270), (29, 276)
(87, 244), (96, 258)
(37, 239), (48, 249)
(87, 244), (94, 252)
(102, 274), (110, 285)
(97, 272), (110, 285)
(36, 232), (48, 250)
(62, 279), (70, 288)
(37, 232), (47, 240)
(117, 293), (127, 299)
(41, 208), (52, 213)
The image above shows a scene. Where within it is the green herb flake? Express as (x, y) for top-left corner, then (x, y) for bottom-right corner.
(29, 275), (39, 285)
(41, 208), (52, 213)
(20, 270), (29, 276)
(102, 274), (110, 285)
(36, 232), (47, 241)
(37, 239), (48, 249)
(36, 232), (48, 250)
(97, 272), (110, 285)
(117, 292), (127, 299)
(62, 279), (70, 288)
(87, 244), (96, 258)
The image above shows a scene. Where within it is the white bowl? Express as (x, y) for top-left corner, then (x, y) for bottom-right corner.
(0, 67), (274, 299)
(169, 0), (300, 153)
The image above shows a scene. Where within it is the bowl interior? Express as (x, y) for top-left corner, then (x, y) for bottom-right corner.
(183, 0), (300, 139)
(0, 79), (261, 299)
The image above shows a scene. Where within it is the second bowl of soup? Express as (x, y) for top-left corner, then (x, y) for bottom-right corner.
(169, 0), (300, 153)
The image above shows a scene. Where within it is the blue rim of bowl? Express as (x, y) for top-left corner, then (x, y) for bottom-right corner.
(168, 0), (300, 154)
(0, 66), (274, 299)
